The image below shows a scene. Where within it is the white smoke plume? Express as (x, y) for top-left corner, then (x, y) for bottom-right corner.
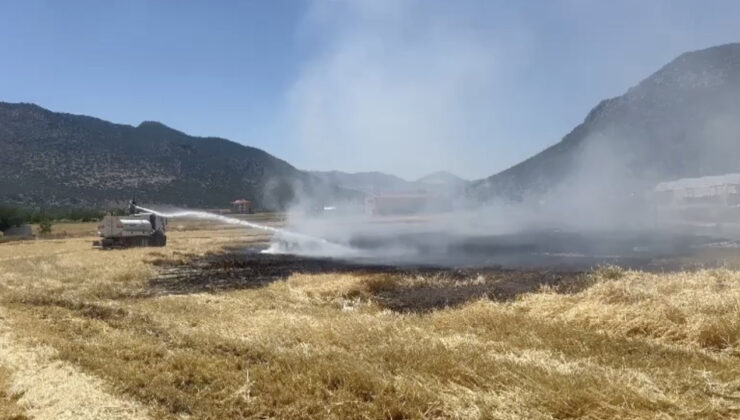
(272, 4), (740, 265)
(284, 0), (533, 180)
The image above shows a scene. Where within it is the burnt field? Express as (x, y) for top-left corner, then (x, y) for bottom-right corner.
(338, 228), (730, 268)
(148, 250), (589, 312)
(278, 213), (740, 269)
(147, 227), (740, 313)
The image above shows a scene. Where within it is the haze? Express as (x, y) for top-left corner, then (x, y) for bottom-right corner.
(2, 0), (740, 179)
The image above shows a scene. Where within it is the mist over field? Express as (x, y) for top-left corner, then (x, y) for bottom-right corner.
(276, 41), (740, 266)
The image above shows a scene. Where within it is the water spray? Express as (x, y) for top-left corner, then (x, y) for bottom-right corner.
(133, 205), (355, 256)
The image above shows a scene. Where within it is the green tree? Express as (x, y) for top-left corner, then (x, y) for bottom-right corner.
(39, 219), (52, 235)
(0, 207), (25, 231)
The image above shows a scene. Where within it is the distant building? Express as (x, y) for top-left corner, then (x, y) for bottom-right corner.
(654, 174), (740, 206)
(231, 199), (252, 214)
(653, 174), (740, 228)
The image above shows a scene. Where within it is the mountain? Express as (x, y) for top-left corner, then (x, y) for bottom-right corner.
(311, 170), (416, 195)
(416, 171), (469, 198)
(470, 43), (740, 202)
(416, 171), (469, 188)
(313, 170), (469, 196)
(0, 102), (356, 210)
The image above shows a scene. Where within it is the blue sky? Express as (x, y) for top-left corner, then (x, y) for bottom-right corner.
(1, 1), (740, 179)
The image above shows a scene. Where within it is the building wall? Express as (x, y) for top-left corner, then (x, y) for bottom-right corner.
(653, 180), (740, 227)
(659, 184), (740, 206)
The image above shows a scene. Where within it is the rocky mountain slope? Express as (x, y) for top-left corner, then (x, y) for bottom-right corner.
(470, 43), (740, 202)
(0, 102), (354, 210)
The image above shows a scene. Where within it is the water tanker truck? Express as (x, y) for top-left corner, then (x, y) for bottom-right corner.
(93, 200), (167, 249)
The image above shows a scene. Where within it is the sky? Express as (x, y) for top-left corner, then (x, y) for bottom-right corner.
(1, 1), (740, 180)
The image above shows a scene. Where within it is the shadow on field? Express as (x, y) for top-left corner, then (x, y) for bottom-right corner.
(146, 249), (588, 312)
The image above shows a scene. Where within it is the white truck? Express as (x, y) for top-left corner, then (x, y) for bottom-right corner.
(94, 201), (167, 249)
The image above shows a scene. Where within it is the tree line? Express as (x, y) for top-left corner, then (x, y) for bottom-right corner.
(0, 206), (125, 231)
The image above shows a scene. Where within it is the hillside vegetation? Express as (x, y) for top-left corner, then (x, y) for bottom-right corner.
(0, 225), (738, 419)
(0, 103), (357, 210)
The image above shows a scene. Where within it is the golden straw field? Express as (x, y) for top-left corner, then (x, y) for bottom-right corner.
(0, 223), (739, 419)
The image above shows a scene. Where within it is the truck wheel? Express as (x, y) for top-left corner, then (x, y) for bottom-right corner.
(150, 231), (166, 247)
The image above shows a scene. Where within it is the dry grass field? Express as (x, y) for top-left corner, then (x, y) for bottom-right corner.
(0, 222), (739, 419)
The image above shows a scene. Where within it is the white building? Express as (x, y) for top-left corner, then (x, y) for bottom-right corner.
(654, 173), (740, 206)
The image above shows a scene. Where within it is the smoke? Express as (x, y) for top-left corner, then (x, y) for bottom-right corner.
(268, 5), (740, 266)
(285, 0), (532, 180)
(274, 61), (740, 267)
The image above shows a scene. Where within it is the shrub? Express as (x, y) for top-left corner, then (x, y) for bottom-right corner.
(0, 206), (25, 231)
(39, 219), (52, 235)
